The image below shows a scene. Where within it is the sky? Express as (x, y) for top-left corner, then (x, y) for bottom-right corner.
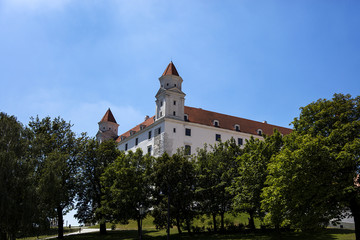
(1, 0), (360, 226)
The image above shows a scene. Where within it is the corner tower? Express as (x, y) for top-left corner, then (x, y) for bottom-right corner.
(96, 108), (119, 142)
(155, 61), (186, 121)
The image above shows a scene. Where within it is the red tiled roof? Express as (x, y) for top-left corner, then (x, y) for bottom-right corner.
(116, 116), (155, 142)
(116, 107), (292, 143)
(100, 108), (117, 123)
(162, 61), (179, 76)
(184, 106), (292, 136)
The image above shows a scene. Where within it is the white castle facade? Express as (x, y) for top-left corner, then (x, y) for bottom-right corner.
(96, 62), (291, 157)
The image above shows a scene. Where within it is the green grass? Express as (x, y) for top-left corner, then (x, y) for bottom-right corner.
(62, 228), (355, 240)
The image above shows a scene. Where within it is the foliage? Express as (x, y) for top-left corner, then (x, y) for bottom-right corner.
(28, 116), (79, 239)
(100, 148), (154, 237)
(0, 113), (38, 240)
(196, 139), (241, 232)
(152, 151), (197, 234)
(229, 131), (284, 230)
(75, 138), (120, 234)
(262, 94), (360, 234)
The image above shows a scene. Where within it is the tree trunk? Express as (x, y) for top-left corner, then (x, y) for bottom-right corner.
(57, 206), (64, 239)
(100, 222), (107, 235)
(350, 198), (360, 240)
(186, 218), (191, 234)
(248, 210), (255, 231)
(212, 213), (217, 232)
(176, 215), (182, 234)
(137, 218), (141, 239)
(220, 212), (225, 232)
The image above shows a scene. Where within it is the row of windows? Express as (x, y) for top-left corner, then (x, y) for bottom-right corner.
(125, 127), (162, 151)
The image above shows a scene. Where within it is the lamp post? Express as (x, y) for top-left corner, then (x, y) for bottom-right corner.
(139, 205), (145, 240)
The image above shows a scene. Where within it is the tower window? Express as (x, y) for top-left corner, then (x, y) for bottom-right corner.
(173, 111), (176, 116)
(167, 83), (169, 86)
(161, 101), (163, 107)
(173, 100), (176, 105)
(173, 128), (176, 133)
(184, 114), (189, 121)
(216, 134), (221, 141)
(185, 145), (191, 155)
(185, 128), (191, 136)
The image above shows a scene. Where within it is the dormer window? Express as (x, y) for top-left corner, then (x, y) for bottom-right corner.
(234, 124), (240, 132)
(257, 129), (263, 136)
(130, 130), (136, 136)
(213, 120), (219, 127)
(140, 125), (146, 130)
(121, 136), (126, 141)
(184, 114), (189, 121)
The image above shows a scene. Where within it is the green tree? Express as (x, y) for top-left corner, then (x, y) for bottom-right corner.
(0, 113), (38, 240)
(75, 138), (120, 234)
(196, 139), (241, 232)
(262, 94), (360, 237)
(29, 116), (79, 239)
(101, 149), (153, 238)
(152, 151), (197, 234)
(229, 131), (283, 230)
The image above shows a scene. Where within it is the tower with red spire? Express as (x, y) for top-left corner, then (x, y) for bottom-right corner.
(96, 108), (119, 142)
(155, 61), (186, 121)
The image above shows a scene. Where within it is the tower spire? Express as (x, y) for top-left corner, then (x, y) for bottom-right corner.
(162, 61), (179, 76)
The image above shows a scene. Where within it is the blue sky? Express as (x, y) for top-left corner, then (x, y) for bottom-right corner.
(1, 0), (360, 225)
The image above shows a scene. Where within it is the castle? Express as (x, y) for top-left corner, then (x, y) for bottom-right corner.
(96, 62), (292, 157)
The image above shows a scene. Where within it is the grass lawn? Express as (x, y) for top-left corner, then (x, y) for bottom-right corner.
(63, 228), (356, 240)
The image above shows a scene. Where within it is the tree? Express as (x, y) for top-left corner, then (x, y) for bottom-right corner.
(229, 130), (283, 230)
(196, 139), (241, 232)
(29, 116), (79, 239)
(101, 149), (153, 238)
(152, 151), (197, 234)
(0, 113), (38, 240)
(262, 94), (360, 237)
(75, 138), (120, 234)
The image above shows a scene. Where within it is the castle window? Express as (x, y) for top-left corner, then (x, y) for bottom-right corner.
(148, 131), (152, 139)
(185, 145), (191, 155)
(173, 128), (176, 133)
(160, 111), (162, 117)
(167, 83), (169, 86)
(185, 128), (191, 136)
(174, 84), (177, 87)
(147, 145), (152, 155)
(214, 120), (219, 127)
(216, 134), (221, 141)
(234, 124), (240, 132)
(174, 100), (176, 105)
(161, 101), (163, 107)
(238, 138), (243, 145)
(184, 114), (189, 121)
(155, 127), (161, 136)
(125, 143), (128, 151)
(173, 111), (176, 116)
(135, 138), (138, 146)
(257, 129), (263, 136)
